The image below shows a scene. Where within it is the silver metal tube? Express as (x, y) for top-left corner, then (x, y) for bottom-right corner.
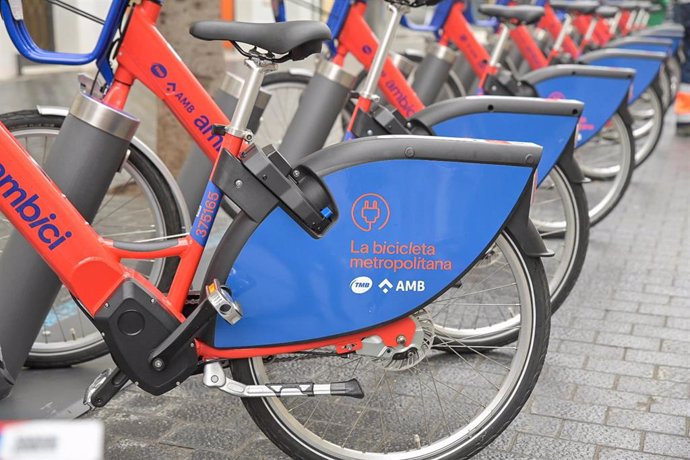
(361, 3), (407, 99)
(610, 11), (622, 34)
(552, 15), (573, 54)
(626, 9), (637, 31)
(230, 61), (268, 133)
(583, 17), (598, 42)
(489, 26), (511, 67)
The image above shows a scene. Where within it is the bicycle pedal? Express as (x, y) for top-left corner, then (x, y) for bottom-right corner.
(206, 280), (242, 325)
(84, 368), (129, 409)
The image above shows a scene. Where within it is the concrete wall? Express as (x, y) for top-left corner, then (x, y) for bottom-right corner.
(0, 24), (17, 80)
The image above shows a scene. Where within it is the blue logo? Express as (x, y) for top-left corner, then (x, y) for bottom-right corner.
(0, 162), (72, 250)
(151, 63), (168, 78)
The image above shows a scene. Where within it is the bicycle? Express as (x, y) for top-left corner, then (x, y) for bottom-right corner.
(0, 4), (554, 458)
(253, 0), (596, 317)
(0, 0), (565, 370)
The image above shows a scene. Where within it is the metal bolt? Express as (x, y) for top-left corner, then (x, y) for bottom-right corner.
(176, 381), (181, 386)
(404, 147), (415, 158)
(190, 342), (195, 348)
(152, 358), (164, 370)
(101, 332), (106, 337)
(235, 180), (243, 189)
(366, 129), (374, 136)
(104, 302), (109, 308)
(211, 375), (219, 383)
(150, 298), (155, 303)
(292, 170), (301, 178)
(396, 335), (406, 345)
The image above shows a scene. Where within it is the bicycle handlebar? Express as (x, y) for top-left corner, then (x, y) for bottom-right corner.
(0, 0), (128, 66)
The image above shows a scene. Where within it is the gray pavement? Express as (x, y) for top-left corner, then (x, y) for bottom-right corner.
(1, 73), (689, 459)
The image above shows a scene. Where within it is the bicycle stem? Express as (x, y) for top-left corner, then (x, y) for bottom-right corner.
(360, 2), (408, 100)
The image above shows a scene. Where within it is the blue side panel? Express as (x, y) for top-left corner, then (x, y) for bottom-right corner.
(215, 159), (532, 348)
(644, 35), (681, 54)
(611, 43), (672, 56)
(583, 56), (661, 102)
(432, 113), (577, 184)
(532, 75), (629, 146)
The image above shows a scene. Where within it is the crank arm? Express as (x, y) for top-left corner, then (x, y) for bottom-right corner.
(203, 362), (364, 399)
(84, 367), (129, 409)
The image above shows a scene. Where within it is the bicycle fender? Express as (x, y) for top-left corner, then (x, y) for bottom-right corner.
(523, 64), (634, 146)
(410, 95), (582, 185)
(578, 49), (666, 102)
(202, 135), (542, 349)
(637, 28), (682, 55)
(606, 37), (674, 57)
(506, 186), (552, 258)
(555, 130), (586, 184)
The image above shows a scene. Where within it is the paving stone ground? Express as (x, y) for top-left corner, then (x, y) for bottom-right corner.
(2, 73), (689, 459)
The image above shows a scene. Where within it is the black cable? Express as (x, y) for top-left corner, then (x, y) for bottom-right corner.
(45, 0), (105, 25)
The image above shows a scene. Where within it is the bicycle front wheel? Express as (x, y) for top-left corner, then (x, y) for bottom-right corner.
(229, 230), (550, 459)
(1, 110), (185, 368)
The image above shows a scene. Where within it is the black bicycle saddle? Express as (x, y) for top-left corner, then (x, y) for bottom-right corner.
(596, 5), (619, 17)
(478, 5), (546, 25)
(190, 20), (332, 61)
(550, 0), (601, 15)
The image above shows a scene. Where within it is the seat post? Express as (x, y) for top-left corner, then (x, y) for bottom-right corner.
(609, 10), (622, 34)
(227, 60), (276, 138)
(360, 2), (409, 101)
(489, 25), (511, 67)
(552, 13), (573, 55)
(583, 16), (599, 43)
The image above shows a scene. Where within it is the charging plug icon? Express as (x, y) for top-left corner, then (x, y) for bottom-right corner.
(352, 193), (390, 232)
(361, 200), (381, 231)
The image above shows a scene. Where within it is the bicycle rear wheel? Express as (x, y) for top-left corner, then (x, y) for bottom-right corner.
(573, 111), (635, 226)
(229, 231), (550, 459)
(630, 87), (664, 167)
(1, 110), (184, 368)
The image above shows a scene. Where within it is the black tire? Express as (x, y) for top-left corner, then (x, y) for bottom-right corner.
(1, 110), (184, 368)
(227, 230), (550, 460)
(631, 86), (665, 167)
(577, 109), (635, 227)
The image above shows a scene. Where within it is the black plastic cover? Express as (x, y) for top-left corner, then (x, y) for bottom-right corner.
(94, 280), (198, 395)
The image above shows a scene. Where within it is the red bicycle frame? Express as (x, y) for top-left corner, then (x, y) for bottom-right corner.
(0, 0), (415, 362)
(333, 2), (425, 118)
